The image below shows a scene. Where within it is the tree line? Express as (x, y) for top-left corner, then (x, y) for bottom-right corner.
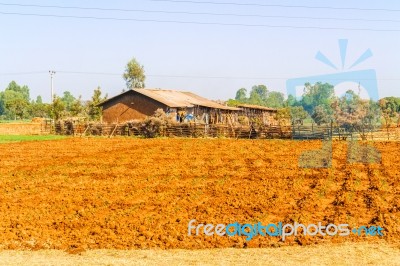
(0, 81), (107, 121)
(0, 56), (145, 122)
(229, 82), (400, 134)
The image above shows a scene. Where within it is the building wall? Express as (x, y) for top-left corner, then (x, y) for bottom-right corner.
(239, 108), (278, 126)
(101, 91), (168, 123)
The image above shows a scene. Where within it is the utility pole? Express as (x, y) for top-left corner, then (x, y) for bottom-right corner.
(49, 70), (56, 102)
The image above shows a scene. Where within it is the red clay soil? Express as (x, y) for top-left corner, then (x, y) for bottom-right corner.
(0, 138), (398, 250)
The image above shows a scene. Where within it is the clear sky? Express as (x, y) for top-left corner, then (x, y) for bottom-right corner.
(0, 0), (399, 102)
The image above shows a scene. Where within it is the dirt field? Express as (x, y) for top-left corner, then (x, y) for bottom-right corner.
(0, 137), (399, 251)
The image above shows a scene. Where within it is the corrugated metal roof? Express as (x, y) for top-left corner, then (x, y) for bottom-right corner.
(237, 104), (278, 111)
(179, 91), (240, 110)
(133, 89), (194, 108)
(99, 88), (241, 111)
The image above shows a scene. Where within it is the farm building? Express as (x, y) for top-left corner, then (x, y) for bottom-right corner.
(236, 104), (279, 126)
(98, 88), (241, 124)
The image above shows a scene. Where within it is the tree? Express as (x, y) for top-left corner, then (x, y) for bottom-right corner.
(27, 95), (48, 118)
(5, 81), (30, 102)
(248, 85), (268, 105)
(265, 91), (284, 108)
(226, 99), (241, 107)
(235, 88), (247, 102)
(28, 101), (48, 118)
(285, 94), (298, 107)
(36, 96), (43, 104)
(2, 90), (29, 120)
(49, 96), (65, 121)
(233, 85), (286, 108)
(70, 96), (84, 117)
(332, 90), (379, 140)
(275, 107), (291, 126)
(311, 105), (331, 125)
(61, 91), (76, 112)
(0, 81), (31, 119)
(289, 106), (309, 125)
(379, 97), (400, 126)
(0, 95), (5, 116)
(123, 57), (146, 89)
(301, 82), (334, 115)
(87, 87), (107, 121)
(365, 100), (381, 128)
(379, 98), (396, 139)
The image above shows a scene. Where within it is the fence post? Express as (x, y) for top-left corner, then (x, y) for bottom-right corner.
(311, 123), (314, 138)
(298, 125), (301, 139)
(292, 124), (295, 139)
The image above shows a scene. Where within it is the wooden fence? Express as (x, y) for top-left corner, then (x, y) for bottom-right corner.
(292, 125), (400, 141)
(54, 121), (292, 139)
(54, 121), (400, 141)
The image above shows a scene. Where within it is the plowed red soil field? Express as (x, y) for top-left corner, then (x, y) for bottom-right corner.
(0, 138), (399, 251)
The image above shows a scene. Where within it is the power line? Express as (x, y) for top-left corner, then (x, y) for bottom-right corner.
(0, 71), (47, 76)
(54, 71), (400, 81)
(1, 11), (400, 32)
(147, 0), (400, 12)
(1, 70), (399, 80)
(0, 2), (399, 23)
(57, 71), (121, 76)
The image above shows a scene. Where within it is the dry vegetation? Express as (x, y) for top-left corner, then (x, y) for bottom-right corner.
(0, 138), (399, 252)
(0, 242), (400, 265)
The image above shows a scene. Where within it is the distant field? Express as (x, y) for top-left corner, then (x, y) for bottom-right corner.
(0, 135), (66, 143)
(0, 138), (398, 251)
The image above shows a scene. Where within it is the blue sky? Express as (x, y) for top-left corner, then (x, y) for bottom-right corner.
(0, 0), (399, 102)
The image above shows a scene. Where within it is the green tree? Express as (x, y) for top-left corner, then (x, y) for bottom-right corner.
(285, 94), (297, 107)
(36, 95), (43, 104)
(0, 95), (5, 116)
(49, 96), (65, 121)
(290, 106), (309, 125)
(235, 88), (248, 102)
(5, 81), (30, 102)
(379, 97), (400, 125)
(226, 99), (241, 107)
(87, 87), (107, 121)
(301, 82), (334, 114)
(70, 96), (84, 117)
(265, 91), (284, 108)
(2, 90), (29, 120)
(248, 85), (268, 105)
(28, 100), (48, 118)
(61, 91), (76, 112)
(0, 81), (31, 119)
(123, 57), (146, 89)
(379, 98), (397, 137)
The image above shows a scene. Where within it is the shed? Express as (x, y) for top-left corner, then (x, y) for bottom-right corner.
(237, 104), (279, 126)
(98, 89), (241, 124)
